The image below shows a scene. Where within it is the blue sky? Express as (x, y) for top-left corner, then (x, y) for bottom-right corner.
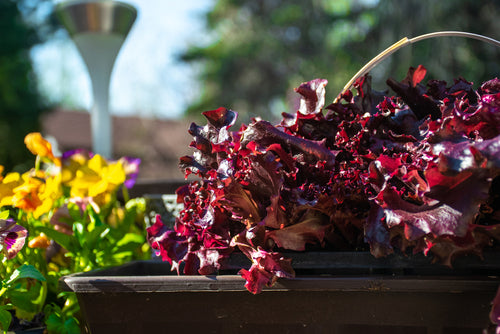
(31, 0), (214, 119)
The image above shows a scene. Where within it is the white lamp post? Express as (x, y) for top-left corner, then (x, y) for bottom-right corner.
(56, 0), (137, 158)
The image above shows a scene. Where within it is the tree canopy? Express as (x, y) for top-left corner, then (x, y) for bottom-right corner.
(181, 0), (500, 122)
(0, 0), (57, 171)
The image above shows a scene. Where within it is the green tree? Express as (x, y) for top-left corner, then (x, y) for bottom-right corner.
(0, 0), (57, 171)
(182, 0), (500, 122)
(349, 0), (500, 90)
(182, 0), (369, 122)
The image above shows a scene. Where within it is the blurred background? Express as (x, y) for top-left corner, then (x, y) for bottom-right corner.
(2, 0), (500, 181)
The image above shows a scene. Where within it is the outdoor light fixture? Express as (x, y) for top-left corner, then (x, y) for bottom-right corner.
(56, 0), (137, 158)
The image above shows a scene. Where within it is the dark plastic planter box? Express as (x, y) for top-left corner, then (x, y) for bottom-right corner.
(60, 252), (500, 334)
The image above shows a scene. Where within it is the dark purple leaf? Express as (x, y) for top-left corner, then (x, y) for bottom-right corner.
(386, 65), (441, 120)
(295, 79), (328, 116)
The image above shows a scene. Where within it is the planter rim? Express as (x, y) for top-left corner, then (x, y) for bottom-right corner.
(61, 272), (499, 293)
(60, 254), (500, 294)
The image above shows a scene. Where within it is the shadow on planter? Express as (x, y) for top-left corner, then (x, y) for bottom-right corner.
(60, 251), (500, 334)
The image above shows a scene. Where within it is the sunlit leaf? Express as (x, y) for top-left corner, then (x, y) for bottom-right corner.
(6, 264), (45, 286)
(0, 305), (12, 331)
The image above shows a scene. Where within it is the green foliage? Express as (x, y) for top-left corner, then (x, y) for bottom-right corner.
(182, 0), (500, 122)
(0, 264), (46, 332)
(0, 136), (149, 333)
(44, 302), (82, 334)
(36, 198), (148, 273)
(182, 0), (360, 122)
(5, 264), (46, 284)
(348, 0), (500, 90)
(1, 195), (148, 333)
(0, 306), (12, 332)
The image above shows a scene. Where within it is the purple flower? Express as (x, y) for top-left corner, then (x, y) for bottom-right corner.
(62, 149), (85, 160)
(0, 219), (27, 259)
(120, 157), (141, 189)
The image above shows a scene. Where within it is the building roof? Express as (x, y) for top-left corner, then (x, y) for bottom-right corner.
(41, 109), (194, 181)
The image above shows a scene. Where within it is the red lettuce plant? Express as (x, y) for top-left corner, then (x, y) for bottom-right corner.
(148, 65), (500, 294)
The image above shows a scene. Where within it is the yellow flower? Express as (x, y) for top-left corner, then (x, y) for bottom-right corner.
(60, 150), (90, 184)
(6, 169), (62, 217)
(0, 172), (23, 208)
(24, 132), (55, 160)
(66, 154), (126, 205)
(11, 172), (45, 211)
(33, 173), (62, 218)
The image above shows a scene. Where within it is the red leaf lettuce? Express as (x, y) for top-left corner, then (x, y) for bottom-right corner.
(148, 66), (500, 294)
